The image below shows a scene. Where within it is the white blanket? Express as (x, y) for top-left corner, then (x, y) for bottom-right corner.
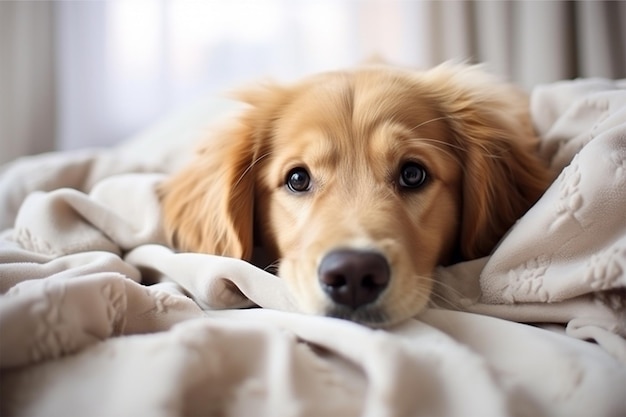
(1, 79), (625, 417)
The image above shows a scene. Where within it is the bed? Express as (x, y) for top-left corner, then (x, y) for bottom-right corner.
(1, 77), (625, 417)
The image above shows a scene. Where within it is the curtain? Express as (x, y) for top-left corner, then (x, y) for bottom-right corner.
(0, 1), (56, 165)
(413, 0), (626, 88)
(1, 0), (624, 166)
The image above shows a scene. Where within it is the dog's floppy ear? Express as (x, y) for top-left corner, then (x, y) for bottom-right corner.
(158, 84), (289, 260)
(426, 64), (550, 260)
(457, 121), (549, 260)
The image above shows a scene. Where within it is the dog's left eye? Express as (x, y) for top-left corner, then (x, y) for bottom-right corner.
(285, 167), (312, 193)
(399, 162), (428, 189)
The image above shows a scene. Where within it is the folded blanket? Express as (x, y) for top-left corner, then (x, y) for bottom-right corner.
(0, 80), (625, 417)
(435, 78), (626, 361)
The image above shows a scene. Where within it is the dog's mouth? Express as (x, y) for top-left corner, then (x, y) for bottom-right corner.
(323, 303), (390, 327)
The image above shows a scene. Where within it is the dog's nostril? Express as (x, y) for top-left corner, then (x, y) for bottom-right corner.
(323, 273), (347, 288)
(318, 249), (390, 309)
(362, 274), (380, 288)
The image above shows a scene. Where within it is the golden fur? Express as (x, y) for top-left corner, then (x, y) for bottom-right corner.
(159, 63), (550, 326)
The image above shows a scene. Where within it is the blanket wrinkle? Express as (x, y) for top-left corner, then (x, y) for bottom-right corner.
(125, 244), (299, 311)
(11, 174), (168, 257)
(1, 79), (625, 417)
(0, 150), (101, 231)
(0, 272), (129, 367)
(533, 79), (626, 173)
(0, 250), (141, 294)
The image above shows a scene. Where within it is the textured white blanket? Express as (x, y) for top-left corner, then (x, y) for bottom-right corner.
(0, 79), (625, 417)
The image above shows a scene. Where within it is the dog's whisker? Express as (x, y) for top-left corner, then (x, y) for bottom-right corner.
(263, 259), (281, 275)
(427, 290), (466, 311)
(408, 115), (459, 131)
(388, 274), (467, 317)
(411, 136), (508, 169)
(382, 277), (430, 318)
(405, 137), (469, 168)
(424, 277), (468, 311)
(234, 151), (274, 188)
(409, 137), (466, 153)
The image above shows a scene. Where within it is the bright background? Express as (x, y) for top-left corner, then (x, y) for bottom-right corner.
(1, 0), (624, 165)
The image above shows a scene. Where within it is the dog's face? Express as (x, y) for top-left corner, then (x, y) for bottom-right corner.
(160, 64), (549, 326)
(255, 73), (463, 323)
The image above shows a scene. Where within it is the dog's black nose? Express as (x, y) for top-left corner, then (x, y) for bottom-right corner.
(318, 249), (390, 309)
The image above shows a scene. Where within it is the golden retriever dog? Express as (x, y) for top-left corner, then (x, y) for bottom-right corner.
(159, 63), (550, 327)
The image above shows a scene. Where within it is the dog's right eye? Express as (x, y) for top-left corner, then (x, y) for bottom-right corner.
(285, 167), (312, 193)
(398, 161), (428, 189)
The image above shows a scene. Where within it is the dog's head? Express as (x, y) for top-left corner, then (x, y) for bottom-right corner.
(159, 64), (549, 326)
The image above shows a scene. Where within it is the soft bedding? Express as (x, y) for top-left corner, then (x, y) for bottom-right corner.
(1, 78), (625, 417)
